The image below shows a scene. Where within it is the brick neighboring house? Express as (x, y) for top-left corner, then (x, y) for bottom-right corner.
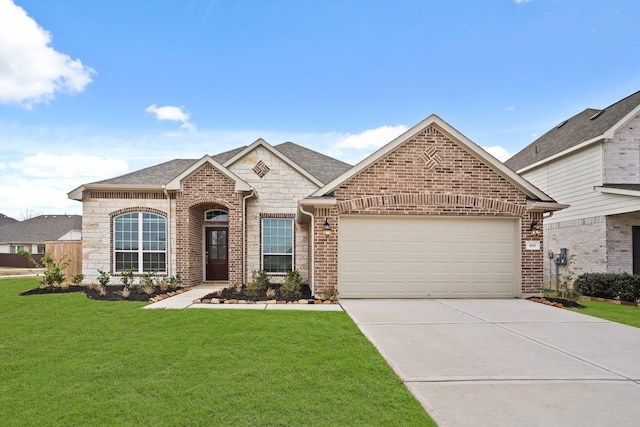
(69, 115), (565, 298)
(506, 90), (640, 286)
(0, 214), (82, 255)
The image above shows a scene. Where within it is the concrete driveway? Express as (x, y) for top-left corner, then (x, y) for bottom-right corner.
(340, 299), (640, 427)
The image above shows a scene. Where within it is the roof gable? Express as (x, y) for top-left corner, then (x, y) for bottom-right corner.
(223, 138), (325, 186)
(506, 90), (640, 172)
(311, 114), (554, 202)
(165, 155), (251, 192)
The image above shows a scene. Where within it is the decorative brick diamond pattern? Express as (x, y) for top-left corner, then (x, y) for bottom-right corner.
(252, 160), (270, 178)
(419, 146), (442, 169)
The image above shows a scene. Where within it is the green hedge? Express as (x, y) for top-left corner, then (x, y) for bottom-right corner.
(574, 272), (640, 302)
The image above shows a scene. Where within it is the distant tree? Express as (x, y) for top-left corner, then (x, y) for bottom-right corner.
(20, 209), (41, 220)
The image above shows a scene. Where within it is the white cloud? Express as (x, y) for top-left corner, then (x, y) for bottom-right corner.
(145, 104), (196, 131)
(506, 105), (516, 111)
(335, 125), (408, 149)
(482, 146), (512, 162)
(514, 0), (531, 4)
(0, 0), (95, 107)
(1, 153), (128, 218)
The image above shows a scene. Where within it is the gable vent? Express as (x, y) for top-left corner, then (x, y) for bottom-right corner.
(590, 110), (605, 120)
(556, 120), (568, 129)
(252, 160), (270, 178)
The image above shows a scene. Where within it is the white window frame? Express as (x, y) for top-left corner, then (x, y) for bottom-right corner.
(261, 218), (294, 274)
(113, 212), (167, 273)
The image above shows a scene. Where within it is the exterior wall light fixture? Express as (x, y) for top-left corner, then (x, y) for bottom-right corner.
(323, 218), (331, 237)
(530, 220), (541, 237)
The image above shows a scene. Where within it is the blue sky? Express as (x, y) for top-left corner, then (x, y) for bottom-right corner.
(1, 0), (640, 219)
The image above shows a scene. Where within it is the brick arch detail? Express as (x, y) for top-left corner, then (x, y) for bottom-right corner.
(109, 206), (167, 219)
(186, 198), (232, 210)
(335, 192), (526, 216)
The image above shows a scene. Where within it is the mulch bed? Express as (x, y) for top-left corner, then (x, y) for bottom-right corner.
(197, 284), (336, 304)
(528, 296), (584, 309)
(20, 285), (183, 302)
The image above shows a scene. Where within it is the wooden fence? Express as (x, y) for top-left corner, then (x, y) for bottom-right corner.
(0, 253), (44, 268)
(46, 240), (82, 279)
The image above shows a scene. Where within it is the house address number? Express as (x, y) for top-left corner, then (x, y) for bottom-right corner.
(525, 241), (541, 250)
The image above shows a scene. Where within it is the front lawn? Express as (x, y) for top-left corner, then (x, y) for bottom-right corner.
(0, 278), (434, 426)
(568, 299), (640, 328)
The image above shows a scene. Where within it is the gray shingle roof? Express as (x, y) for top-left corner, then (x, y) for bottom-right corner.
(506, 90), (640, 171)
(0, 215), (82, 244)
(88, 142), (351, 187)
(0, 214), (18, 228)
(275, 142), (352, 184)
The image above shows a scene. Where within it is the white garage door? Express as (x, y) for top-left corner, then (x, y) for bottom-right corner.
(338, 216), (520, 298)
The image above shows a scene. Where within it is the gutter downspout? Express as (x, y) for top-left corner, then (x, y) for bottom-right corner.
(162, 186), (172, 277)
(298, 204), (315, 295)
(242, 190), (256, 285)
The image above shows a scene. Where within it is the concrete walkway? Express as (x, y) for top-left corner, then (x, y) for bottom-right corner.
(144, 288), (342, 311)
(341, 299), (640, 427)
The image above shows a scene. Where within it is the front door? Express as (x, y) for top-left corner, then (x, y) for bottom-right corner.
(206, 227), (228, 281)
(633, 226), (640, 275)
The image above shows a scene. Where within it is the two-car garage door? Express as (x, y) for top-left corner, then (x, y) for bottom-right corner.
(338, 216), (520, 298)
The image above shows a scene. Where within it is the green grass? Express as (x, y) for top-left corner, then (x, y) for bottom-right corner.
(568, 299), (640, 328)
(0, 278), (434, 426)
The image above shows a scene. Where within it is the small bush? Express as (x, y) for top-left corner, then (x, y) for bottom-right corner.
(97, 269), (110, 287)
(137, 272), (156, 295)
(120, 269), (135, 287)
(18, 249), (69, 288)
(280, 270), (302, 298)
(71, 274), (84, 286)
(245, 270), (270, 296)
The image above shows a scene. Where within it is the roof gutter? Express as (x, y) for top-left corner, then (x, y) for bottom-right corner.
(526, 200), (570, 213)
(296, 198), (337, 223)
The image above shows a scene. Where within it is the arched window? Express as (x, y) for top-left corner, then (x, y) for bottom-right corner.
(205, 209), (228, 221)
(113, 212), (166, 273)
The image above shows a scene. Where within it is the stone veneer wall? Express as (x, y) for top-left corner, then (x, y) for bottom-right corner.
(227, 145), (319, 283)
(81, 194), (173, 284)
(312, 125), (545, 297)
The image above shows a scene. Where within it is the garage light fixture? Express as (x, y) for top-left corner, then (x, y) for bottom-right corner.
(530, 220), (541, 237)
(323, 218), (331, 237)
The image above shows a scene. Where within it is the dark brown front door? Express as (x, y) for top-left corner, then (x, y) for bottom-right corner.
(206, 227), (228, 281)
(633, 226), (640, 275)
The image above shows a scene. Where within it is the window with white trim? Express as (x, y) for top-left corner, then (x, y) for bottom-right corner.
(10, 245), (25, 254)
(262, 218), (293, 273)
(114, 212), (166, 273)
(205, 209), (228, 221)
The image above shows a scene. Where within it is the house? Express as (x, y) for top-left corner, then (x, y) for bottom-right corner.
(0, 213), (18, 229)
(506, 90), (640, 285)
(69, 115), (565, 298)
(0, 214), (82, 255)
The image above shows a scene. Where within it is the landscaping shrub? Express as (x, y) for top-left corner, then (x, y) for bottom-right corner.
(280, 270), (302, 298)
(575, 272), (640, 302)
(245, 270), (270, 296)
(614, 273), (640, 303)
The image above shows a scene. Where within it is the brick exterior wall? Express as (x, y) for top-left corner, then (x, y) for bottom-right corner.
(312, 125), (545, 297)
(175, 162), (244, 287)
(604, 113), (640, 184)
(607, 211), (640, 273)
(544, 217), (606, 288)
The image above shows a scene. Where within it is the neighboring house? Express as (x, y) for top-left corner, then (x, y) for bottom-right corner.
(0, 213), (18, 229)
(0, 215), (82, 254)
(506, 90), (640, 285)
(69, 115), (565, 298)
